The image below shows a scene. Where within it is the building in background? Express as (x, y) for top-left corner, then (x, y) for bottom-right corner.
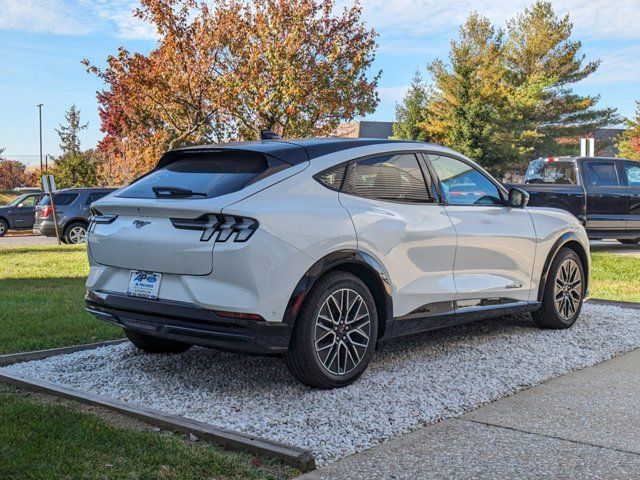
(334, 121), (395, 139)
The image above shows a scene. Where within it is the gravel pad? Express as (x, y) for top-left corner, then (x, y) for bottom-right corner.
(4, 303), (640, 464)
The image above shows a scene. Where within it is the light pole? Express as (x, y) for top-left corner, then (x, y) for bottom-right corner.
(37, 104), (44, 184)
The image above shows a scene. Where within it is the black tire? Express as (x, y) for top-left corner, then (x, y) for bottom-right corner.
(0, 218), (7, 237)
(533, 247), (585, 329)
(618, 238), (640, 245)
(124, 329), (192, 354)
(285, 271), (378, 389)
(64, 222), (88, 244)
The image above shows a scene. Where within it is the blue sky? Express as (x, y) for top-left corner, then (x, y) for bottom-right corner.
(1, 0), (639, 165)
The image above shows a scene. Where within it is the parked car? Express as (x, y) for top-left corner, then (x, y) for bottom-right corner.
(513, 156), (640, 244)
(34, 188), (116, 244)
(0, 192), (43, 236)
(85, 139), (590, 388)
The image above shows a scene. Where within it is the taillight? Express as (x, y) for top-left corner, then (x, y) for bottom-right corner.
(170, 214), (258, 242)
(41, 206), (52, 218)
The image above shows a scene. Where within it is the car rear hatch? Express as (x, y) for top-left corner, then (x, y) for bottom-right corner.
(88, 147), (307, 276)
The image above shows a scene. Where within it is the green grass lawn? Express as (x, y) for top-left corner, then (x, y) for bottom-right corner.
(0, 245), (296, 479)
(0, 386), (294, 479)
(590, 252), (640, 303)
(0, 244), (123, 354)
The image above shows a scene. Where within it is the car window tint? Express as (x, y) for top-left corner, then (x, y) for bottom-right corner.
(525, 161), (577, 184)
(86, 192), (110, 204)
(623, 164), (640, 187)
(428, 154), (502, 205)
(584, 162), (619, 186)
(343, 154), (431, 203)
(315, 164), (347, 190)
(39, 193), (78, 206)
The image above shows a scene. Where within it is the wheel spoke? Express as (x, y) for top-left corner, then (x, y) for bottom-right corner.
(314, 288), (371, 376)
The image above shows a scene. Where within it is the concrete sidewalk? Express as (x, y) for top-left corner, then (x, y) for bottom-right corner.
(301, 348), (640, 479)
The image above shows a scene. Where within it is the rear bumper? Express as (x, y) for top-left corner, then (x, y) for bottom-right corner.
(85, 290), (293, 355)
(33, 222), (57, 237)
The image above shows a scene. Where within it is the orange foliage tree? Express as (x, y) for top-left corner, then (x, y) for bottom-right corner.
(85, 0), (380, 184)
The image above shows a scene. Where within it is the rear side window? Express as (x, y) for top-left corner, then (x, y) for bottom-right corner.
(343, 154), (431, 203)
(117, 152), (276, 199)
(584, 162), (619, 187)
(85, 192), (110, 205)
(622, 163), (640, 187)
(315, 164), (347, 190)
(525, 160), (577, 184)
(39, 193), (78, 206)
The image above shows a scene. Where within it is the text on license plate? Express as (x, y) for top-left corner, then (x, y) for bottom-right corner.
(127, 271), (162, 299)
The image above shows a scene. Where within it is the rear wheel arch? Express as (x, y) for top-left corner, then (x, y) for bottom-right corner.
(284, 250), (393, 342)
(537, 233), (589, 302)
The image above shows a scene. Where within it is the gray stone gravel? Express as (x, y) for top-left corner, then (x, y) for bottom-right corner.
(3, 303), (640, 465)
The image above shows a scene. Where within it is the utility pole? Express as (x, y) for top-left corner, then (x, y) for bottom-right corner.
(37, 104), (44, 185)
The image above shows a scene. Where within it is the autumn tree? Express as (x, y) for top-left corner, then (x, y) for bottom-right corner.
(50, 106), (98, 188)
(0, 160), (39, 190)
(86, 0), (380, 184)
(395, 1), (619, 174)
(617, 101), (640, 160)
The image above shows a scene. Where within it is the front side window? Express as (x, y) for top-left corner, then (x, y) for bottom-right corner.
(19, 196), (37, 207)
(86, 192), (110, 205)
(584, 162), (618, 187)
(343, 154), (431, 203)
(428, 154), (503, 205)
(622, 164), (640, 187)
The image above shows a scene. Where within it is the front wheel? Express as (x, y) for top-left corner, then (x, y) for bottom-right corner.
(0, 219), (7, 237)
(618, 238), (640, 245)
(285, 271), (378, 389)
(533, 248), (585, 329)
(124, 329), (192, 354)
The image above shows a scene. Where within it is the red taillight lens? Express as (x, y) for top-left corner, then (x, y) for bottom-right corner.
(41, 206), (52, 218)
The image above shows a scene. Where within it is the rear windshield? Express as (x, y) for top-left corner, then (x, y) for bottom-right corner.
(525, 160), (577, 184)
(39, 193), (79, 206)
(117, 152), (273, 199)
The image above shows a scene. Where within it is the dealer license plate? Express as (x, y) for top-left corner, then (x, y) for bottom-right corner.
(127, 271), (162, 299)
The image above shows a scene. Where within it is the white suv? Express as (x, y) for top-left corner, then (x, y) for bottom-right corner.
(85, 139), (590, 389)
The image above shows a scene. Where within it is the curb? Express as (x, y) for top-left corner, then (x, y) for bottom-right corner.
(0, 342), (316, 471)
(0, 339), (127, 366)
(586, 298), (640, 310)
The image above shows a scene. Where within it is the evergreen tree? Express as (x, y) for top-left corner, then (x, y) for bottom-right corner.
(393, 71), (430, 142)
(617, 101), (640, 160)
(422, 13), (509, 174)
(395, 1), (620, 173)
(55, 105), (88, 156)
(51, 106), (97, 187)
(503, 1), (620, 157)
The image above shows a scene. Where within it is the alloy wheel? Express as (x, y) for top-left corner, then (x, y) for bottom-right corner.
(68, 226), (87, 244)
(314, 288), (371, 376)
(0, 223), (5, 235)
(554, 258), (582, 321)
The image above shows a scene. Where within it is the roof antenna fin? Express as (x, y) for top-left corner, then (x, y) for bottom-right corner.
(260, 129), (282, 140)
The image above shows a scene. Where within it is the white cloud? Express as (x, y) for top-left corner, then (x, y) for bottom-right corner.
(0, 0), (156, 40)
(0, 0), (96, 35)
(583, 46), (640, 84)
(378, 85), (410, 104)
(355, 0), (640, 41)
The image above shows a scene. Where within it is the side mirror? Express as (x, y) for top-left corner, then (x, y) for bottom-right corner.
(17, 202), (25, 208)
(508, 188), (529, 209)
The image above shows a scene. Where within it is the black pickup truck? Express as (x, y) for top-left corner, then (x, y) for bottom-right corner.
(512, 156), (640, 244)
